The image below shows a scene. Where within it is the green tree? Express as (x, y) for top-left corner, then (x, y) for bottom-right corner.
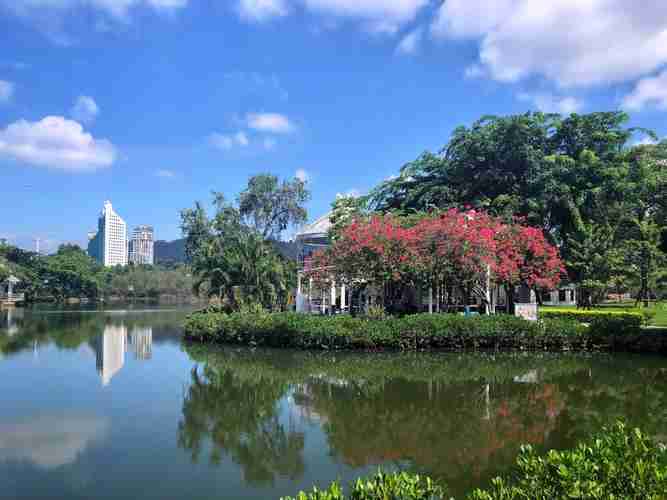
(42, 245), (101, 300)
(238, 173), (310, 240)
(566, 223), (620, 307)
(181, 175), (306, 310)
(370, 111), (666, 304)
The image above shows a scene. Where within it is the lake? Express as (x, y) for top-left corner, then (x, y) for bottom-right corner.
(1, 306), (666, 499)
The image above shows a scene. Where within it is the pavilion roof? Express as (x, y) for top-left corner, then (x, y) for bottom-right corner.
(296, 212), (332, 239)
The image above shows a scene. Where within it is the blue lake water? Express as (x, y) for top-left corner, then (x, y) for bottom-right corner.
(1, 306), (666, 499)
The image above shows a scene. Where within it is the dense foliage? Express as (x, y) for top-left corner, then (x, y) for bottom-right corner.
(180, 174), (308, 311)
(366, 112), (666, 306)
(0, 242), (193, 301)
(184, 310), (652, 351)
(282, 422), (667, 499)
(307, 209), (563, 314)
(282, 471), (444, 500)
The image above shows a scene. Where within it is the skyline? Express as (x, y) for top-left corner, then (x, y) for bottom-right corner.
(2, 1), (667, 252)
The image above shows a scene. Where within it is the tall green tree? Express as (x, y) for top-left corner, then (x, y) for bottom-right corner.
(42, 245), (100, 300)
(238, 173), (310, 240)
(181, 175), (307, 310)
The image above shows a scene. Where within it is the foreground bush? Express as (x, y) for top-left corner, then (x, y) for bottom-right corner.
(184, 311), (590, 350)
(283, 422), (667, 499)
(282, 471), (445, 500)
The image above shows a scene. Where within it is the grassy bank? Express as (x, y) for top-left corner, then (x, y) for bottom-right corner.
(541, 301), (667, 327)
(282, 422), (667, 500)
(183, 311), (652, 352)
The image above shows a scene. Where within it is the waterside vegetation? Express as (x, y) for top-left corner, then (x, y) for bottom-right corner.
(0, 242), (194, 302)
(182, 310), (666, 352)
(282, 422), (667, 500)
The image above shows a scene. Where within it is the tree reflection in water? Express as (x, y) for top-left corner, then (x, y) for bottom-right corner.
(177, 364), (305, 485)
(180, 345), (667, 496)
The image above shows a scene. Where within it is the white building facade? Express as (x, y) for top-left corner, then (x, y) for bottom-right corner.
(129, 225), (154, 265)
(87, 201), (128, 267)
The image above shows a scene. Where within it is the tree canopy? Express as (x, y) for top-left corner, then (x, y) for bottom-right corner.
(367, 111), (666, 304)
(181, 174), (309, 311)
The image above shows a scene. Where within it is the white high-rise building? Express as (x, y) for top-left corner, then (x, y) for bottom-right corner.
(129, 225), (154, 265)
(87, 201), (128, 267)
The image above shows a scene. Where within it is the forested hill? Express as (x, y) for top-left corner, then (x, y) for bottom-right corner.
(154, 238), (299, 264)
(154, 239), (187, 264)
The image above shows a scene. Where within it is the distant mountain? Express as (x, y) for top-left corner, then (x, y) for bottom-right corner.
(154, 239), (186, 264)
(153, 238), (299, 264)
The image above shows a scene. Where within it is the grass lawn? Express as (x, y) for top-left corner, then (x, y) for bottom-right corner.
(541, 301), (667, 327)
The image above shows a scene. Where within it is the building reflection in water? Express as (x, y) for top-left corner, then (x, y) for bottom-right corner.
(92, 323), (153, 386)
(129, 327), (152, 360)
(0, 307), (24, 337)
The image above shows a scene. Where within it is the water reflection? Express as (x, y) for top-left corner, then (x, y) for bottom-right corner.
(0, 415), (109, 469)
(0, 307), (24, 337)
(91, 324), (153, 385)
(2, 308), (667, 500)
(178, 364), (305, 485)
(180, 345), (667, 496)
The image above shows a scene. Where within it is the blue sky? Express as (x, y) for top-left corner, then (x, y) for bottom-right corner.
(2, 0), (667, 252)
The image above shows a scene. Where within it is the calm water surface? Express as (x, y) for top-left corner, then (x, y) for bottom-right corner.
(1, 306), (666, 499)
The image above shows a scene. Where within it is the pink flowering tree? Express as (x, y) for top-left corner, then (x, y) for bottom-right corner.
(305, 209), (564, 314)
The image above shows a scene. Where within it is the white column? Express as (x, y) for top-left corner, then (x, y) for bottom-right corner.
(485, 264), (492, 314)
(321, 289), (326, 314)
(428, 286), (433, 314)
(308, 278), (313, 313)
(330, 280), (336, 313)
(340, 284), (346, 310)
(297, 272), (302, 295)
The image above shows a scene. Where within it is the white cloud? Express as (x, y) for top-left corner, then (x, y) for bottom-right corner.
(295, 168), (309, 182)
(238, 0), (288, 21)
(396, 27), (422, 55)
(263, 137), (277, 150)
(70, 95), (99, 124)
(622, 70), (667, 111)
(208, 131), (250, 150)
(0, 116), (115, 171)
(464, 64), (485, 79)
(234, 0), (427, 32)
(517, 92), (583, 114)
(246, 112), (293, 133)
(3, 0), (188, 21)
(0, 80), (14, 102)
(209, 133), (233, 150)
(432, 1), (667, 88)
(0, 415), (109, 469)
(155, 168), (176, 178)
(301, 0), (428, 33)
(234, 131), (249, 146)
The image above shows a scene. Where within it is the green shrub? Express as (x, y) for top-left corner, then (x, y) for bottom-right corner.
(587, 314), (643, 337)
(283, 422), (667, 500)
(468, 421), (667, 499)
(184, 311), (592, 351)
(281, 471), (446, 500)
(540, 308), (643, 325)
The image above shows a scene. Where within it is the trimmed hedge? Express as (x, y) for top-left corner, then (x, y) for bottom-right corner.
(282, 422), (667, 500)
(185, 311), (600, 351)
(540, 308), (644, 325)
